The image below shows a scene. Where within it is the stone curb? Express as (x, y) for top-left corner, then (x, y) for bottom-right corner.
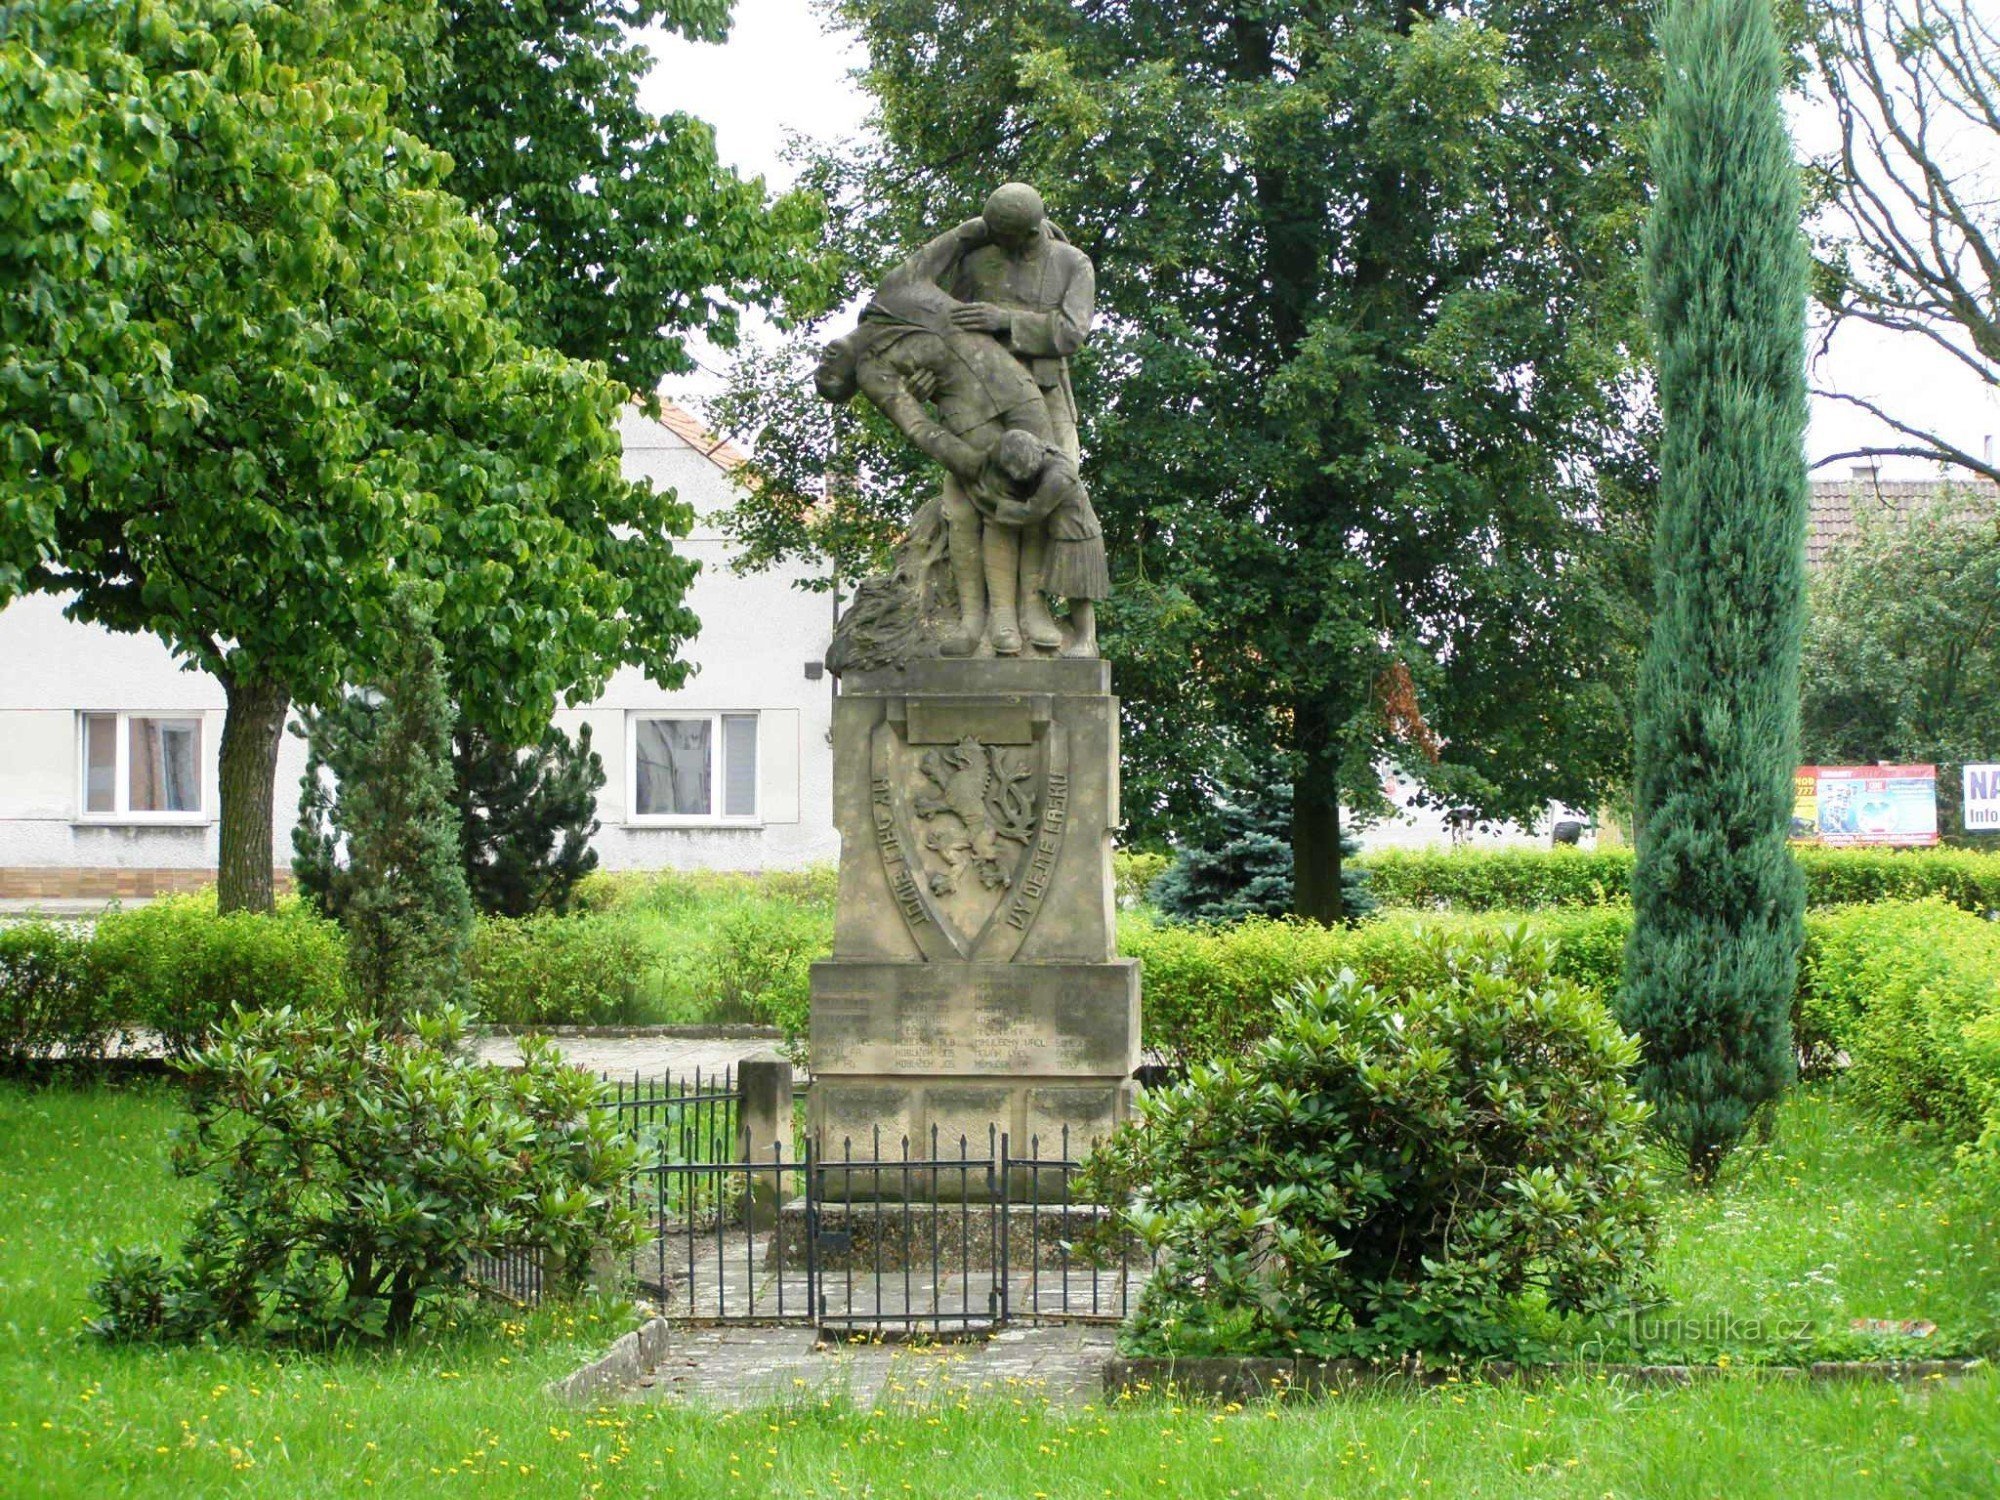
(1103, 1354), (1989, 1400)
(545, 1318), (675, 1404)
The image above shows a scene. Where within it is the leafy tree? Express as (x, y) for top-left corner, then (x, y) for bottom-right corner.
(396, 0), (830, 399)
(716, 0), (1661, 921)
(1800, 496), (2000, 835)
(1623, 0), (1810, 1181)
(334, 588), (473, 1022)
(3, 0), (698, 912)
(1152, 780), (1375, 925)
(1809, 0), (2000, 484)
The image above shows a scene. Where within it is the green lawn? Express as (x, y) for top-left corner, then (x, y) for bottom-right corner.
(1, 1080), (1995, 1498)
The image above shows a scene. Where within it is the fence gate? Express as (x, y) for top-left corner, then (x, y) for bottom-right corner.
(478, 1074), (1152, 1331)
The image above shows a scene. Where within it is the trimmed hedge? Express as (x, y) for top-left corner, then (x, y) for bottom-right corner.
(1121, 907), (1632, 1067)
(1355, 845), (2000, 914)
(3, 898), (347, 1064)
(1128, 900), (2000, 1179)
(89, 896), (346, 1059)
(467, 913), (651, 1027)
(0, 923), (115, 1063)
(572, 865), (839, 916)
(1800, 900), (2000, 1150)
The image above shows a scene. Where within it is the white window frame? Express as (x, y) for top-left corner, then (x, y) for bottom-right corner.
(626, 711), (761, 826)
(75, 711), (210, 825)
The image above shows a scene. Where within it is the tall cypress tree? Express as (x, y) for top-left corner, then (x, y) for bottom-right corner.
(1623, 0), (1809, 1180)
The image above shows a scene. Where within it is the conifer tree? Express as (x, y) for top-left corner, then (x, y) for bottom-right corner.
(1153, 782), (1374, 925)
(452, 724), (605, 918)
(1623, 0), (1809, 1180)
(336, 588), (473, 1023)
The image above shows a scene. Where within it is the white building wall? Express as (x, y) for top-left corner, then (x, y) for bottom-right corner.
(1353, 767), (1596, 852)
(0, 409), (840, 889)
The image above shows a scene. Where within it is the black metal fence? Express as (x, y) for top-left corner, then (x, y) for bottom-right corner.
(623, 1123), (1151, 1332)
(471, 1070), (1154, 1332)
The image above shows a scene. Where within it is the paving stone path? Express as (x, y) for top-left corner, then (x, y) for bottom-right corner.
(472, 1030), (798, 1083)
(631, 1323), (1120, 1410)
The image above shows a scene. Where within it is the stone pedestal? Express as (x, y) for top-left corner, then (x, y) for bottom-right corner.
(809, 658), (1139, 1178)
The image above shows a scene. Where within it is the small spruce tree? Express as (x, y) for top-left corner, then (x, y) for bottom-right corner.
(1622, 0), (1809, 1180)
(297, 707), (603, 921)
(1154, 782), (1375, 924)
(334, 588), (473, 1022)
(453, 724), (605, 917)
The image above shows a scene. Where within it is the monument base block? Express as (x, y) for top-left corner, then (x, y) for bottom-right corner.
(809, 957), (1138, 1180)
(809, 656), (1140, 1197)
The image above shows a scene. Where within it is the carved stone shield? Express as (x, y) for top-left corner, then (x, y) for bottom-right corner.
(868, 699), (1070, 961)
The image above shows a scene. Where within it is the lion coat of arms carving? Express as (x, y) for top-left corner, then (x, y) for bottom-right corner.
(912, 736), (1038, 894)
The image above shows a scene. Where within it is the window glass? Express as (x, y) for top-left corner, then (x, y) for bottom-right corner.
(129, 717), (201, 813)
(635, 718), (712, 815)
(84, 714), (117, 813)
(721, 715), (757, 817)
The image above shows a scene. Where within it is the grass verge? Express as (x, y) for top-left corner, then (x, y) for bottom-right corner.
(0, 1081), (1994, 1498)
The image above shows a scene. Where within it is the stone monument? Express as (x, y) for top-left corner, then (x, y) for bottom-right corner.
(808, 184), (1138, 1175)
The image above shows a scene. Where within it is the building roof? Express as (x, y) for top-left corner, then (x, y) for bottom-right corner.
(653, 400), (749, 473)
(1808, 468), (1999, 567)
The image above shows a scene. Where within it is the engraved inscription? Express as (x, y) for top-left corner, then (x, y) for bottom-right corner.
(1005, 772), (1070, 930)
(871, 775), (932, 927)
(810, 961), (1139, 1077)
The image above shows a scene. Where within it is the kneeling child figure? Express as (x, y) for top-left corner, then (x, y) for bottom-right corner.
(974, 429), (1108, 658)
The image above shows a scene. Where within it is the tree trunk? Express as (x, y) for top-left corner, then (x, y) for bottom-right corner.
(217, 671), (291, 914)
(1292, 758), (1344, 925)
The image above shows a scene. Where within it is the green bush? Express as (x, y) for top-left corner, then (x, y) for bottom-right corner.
(659, 901), (831, 1041)
(1084, 931), (1658, 1360)
(574, 866), (839, 917)
(91, 896), (346, 1058)
(1122, 907), (1634, 1067)
(89, 1005), (640, 1344)
(1355, 844), (2000, 913)
(1799, 900), (2000, 1146)
(466, 913), (650, 1027)
(0, 923), (114, 1062)
(1113, 850), (1170, 907)
(1357, 847), (1634, 910)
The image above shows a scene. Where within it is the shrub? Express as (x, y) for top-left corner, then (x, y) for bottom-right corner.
(1122, 906), (1634, 1068)
(574, 866), (839, 917)
(1357, 847), (1634, 910)
(1112, 850), (1170, 907)
(1799, 900), (2000, 1145)
(669, 901), (831, 1041)
(467, 913), (650, 1027)
(89, 1005), (640, 1343)
(453, 723), (605, 918)
(1354, 844), (2000, 914)
(91, 896), (346, 1058)
(1085, 931), (1658, 1360)
(299, 587), (473, 1021)
(0, 923), (113, 1062)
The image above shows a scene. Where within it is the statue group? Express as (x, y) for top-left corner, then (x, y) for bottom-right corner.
(805, 186), (1139, 1168)
(817, 183), (1108, 667)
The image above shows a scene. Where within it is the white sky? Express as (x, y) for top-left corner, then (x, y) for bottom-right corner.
(639, 0), (2000, 479)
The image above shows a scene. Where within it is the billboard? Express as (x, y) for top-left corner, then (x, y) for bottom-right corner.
(1791, 766), (1939, 846)
(1964, 764), (2000, 833)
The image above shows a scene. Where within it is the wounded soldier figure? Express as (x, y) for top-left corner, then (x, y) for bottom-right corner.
(814, 277), (1061, 655)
